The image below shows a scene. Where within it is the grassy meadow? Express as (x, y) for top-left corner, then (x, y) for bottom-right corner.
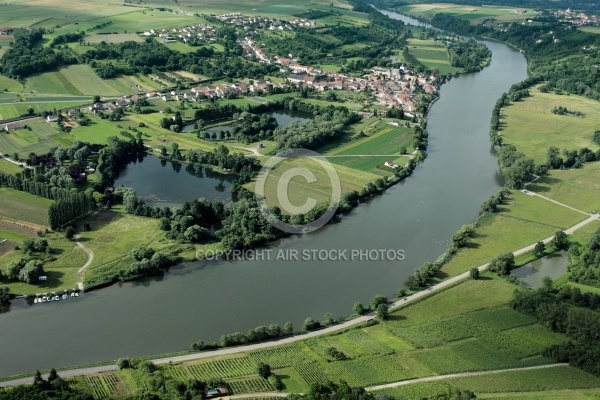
(500, 86), (600, 164)
(527, 162), (600, 214)
(396, 3), (539, 30)
(440, 190), (588, 277)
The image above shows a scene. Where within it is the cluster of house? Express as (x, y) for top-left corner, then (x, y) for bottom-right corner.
(216, 13), (313, 32)
(142, 24), (217, 43)
(0, 26), (13, 35)
(554, 8), (600, 27)
(133, 78), (289, 102)
(241, 40), (437, 114)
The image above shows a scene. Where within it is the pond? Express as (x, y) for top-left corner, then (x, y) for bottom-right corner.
(182, 109), (313, 134)
(511, 251), (571, 289)
(114, 155), (234, 207)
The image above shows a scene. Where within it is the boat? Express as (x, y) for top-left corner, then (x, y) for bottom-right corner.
(33, 298), (38, 304)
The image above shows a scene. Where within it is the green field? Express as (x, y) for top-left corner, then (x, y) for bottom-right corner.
(375, 366), (600, 399)
(0, 118), (74, 155)
(407, 38), (461, 75)
(0, 75), (23, 92)
(27, 65), (127, 96)
(500, 86), (600, 164)
(0, 158), (23, 174)
(0, 187), (52, 227)
(441, 190), (587, 277)
(86, 33), (143, 43)
(527, 162), (600, 214)
(579, 26), (600, 34)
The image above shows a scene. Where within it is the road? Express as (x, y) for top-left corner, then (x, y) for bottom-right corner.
(1, 211), (597, 388)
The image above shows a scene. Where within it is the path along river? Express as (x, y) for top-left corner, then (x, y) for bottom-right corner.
(0, 12), (527, 377)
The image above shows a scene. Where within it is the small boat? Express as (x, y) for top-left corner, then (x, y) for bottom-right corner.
(53, 295), (60, 301)
(34, 298), (38, 304)
(74, 292), (79, 297)
(41, 297), (47, 303)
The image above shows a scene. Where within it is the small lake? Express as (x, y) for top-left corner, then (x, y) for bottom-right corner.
(114, 155), (233, 207)
(511, 251), (571, 288)
(183, 109), (313, 134)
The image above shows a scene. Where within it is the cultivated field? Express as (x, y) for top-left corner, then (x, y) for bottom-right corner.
(0, 118), (74, 155)
(407, 38), (461, 75)
(0, 187), (52, 227)
(0, 158), (23, 174)
(27, 65), (126, 97)
(500, 86), (600, 164)
(375, 366), (600, 399)
(86, 33), (143, 43)
(0, 75), (22, 92)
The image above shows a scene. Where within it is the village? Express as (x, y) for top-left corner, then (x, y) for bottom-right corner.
(141, 13), (314, 44)
(553, 8), (600, 28)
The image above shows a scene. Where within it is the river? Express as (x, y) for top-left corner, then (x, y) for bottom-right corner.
(0, 12), (528, 377)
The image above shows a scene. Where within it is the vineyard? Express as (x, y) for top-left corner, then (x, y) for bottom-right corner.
(83, 372), (129, 399)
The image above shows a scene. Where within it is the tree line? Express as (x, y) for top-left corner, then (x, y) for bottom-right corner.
(510, 277), (600, 376)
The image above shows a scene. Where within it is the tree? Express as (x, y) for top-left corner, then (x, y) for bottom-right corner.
(18, 260), (44, 283)
(376, 303), (389, 320)
(65, 226), (76, 241)
(322, 312), (334, 326)
(257, 363), (271, 379)
(283, 322), (293, 335)
(191, 340), (204, 351)
(0, 286), (10, 305)
(534, 241), (546, 258)
(33, 370), (44, 387)
(370, 294), (388, 310)
(117, 358), (131, 369)
(551, 231), (569, 250)
(27, 106), (34, 115)
(470, 267), (480, 280)
(302, 317), (320, 332)
(47, 368), (59, 382)
(488, 252), (515, 276)
(352, 302), (364, 315)
(93, 95), (101, 103)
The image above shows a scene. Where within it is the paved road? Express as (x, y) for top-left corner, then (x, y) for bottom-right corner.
(1, 213), (597, 388)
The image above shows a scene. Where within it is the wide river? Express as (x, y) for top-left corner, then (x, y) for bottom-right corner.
(0, 12), (527, 377)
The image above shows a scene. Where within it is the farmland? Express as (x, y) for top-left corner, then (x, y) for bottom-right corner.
(0, 118), (74, 156)
(0, 158), (22, 175)
(407, 38), (461, 75)
(0, 187), (52, 227)
(27, 65), (128, 97)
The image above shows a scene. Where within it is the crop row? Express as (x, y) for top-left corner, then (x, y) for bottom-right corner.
(249, 345), (312, 369)
(226, 377), (273, 394)
(321, 355), (412, 387)
(186, 356), (257, 380)
(345, 330), (394, 355)
(85, 375), (110, 399)
(293, 362), (329, 386)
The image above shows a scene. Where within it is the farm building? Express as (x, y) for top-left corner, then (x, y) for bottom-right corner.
(384, 161), (400, 169)
(4, 121), (25, 132)
(0, 27), (13, 35)
(205, 387), (229, 399)
(46, 115), (59, 123)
